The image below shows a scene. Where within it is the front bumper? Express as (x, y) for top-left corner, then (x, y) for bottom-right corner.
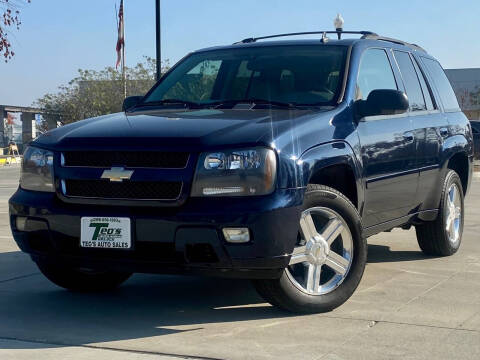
(9, 188), (304, 279)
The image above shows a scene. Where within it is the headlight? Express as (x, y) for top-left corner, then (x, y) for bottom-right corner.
(20, 146), (54, 192)
(191, 147), (277, 197)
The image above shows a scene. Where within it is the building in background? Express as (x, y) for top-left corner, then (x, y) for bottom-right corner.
(4, 112), (23, 146)
(1, 105), (59, 153)
(445, 68), (480, 120)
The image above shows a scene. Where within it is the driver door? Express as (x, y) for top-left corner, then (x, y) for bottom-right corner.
(355, 48), (418, 228)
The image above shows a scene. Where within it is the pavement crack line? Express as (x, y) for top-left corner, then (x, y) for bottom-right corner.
(0, 273), (40, 284)
(0, 336), (226, 360)
(458, 308), (480, 330)
(394, 268), (463, 312)
(356, 266), (449, 295)
(316, 315), (479, 360)
(316, 318), (375, 360)
(319, 314), (480, 333)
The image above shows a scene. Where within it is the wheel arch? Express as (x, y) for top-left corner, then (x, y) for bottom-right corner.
(446, 152), (470, 195)
(299, 141), (363, 210)
(441, 135), (473, 195)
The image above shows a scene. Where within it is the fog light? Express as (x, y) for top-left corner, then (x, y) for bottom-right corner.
(16, 217), (27, 231)
(222, 228), (250, 243)
(203, 187), (244, 196)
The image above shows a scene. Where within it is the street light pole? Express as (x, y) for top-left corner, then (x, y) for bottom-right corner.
(155, 0), (161, 81)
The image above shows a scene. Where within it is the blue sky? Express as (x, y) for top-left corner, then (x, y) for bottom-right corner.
(1, 0), (479, 106)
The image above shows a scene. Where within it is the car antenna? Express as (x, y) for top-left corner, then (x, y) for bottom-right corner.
(334, 13), (344, 40)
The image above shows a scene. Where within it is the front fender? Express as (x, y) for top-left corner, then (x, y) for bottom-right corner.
(296, 141), (364, 210)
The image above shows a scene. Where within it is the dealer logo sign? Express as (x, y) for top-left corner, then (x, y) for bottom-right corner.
(90, 220), (123, 241)
(80, 217), (131, 249)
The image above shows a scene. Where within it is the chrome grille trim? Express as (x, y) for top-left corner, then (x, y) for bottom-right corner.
(60, 151), (190, 169)
(60, 179), (184, 201)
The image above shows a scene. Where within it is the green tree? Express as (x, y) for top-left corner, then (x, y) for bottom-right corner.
(35, 57), (170, 125)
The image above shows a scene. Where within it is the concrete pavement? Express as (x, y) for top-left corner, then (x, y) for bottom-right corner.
(0, 165), (479, 359)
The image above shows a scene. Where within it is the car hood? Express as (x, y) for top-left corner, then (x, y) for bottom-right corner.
(33, 107), (336, 154)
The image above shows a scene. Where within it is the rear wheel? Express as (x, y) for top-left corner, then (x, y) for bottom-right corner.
(36, 261), (132, 292)
(254, 184), (367, 313)
(415, 170), (464, 256)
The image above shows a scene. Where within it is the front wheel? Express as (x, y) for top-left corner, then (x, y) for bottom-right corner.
(254, 185), (367, 313)
(36, 261), (132, 292)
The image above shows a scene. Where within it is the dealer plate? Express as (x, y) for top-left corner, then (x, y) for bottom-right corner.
(80, 217), (131, 249)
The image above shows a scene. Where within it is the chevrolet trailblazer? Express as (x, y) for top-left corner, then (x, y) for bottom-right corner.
(9, 30), (473, 313)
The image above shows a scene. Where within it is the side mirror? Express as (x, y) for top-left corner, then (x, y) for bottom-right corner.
(122, 96), (143, 112)
(356, 89), (409, 119)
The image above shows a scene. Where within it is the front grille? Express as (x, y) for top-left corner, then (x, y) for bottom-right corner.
(62, 151), (189, 168)
(64, 179), (182, 200)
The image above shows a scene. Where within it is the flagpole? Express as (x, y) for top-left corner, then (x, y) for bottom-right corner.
(156, 0), (161, 81)
(122, 0), (126, 99)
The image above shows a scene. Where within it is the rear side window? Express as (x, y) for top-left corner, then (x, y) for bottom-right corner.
(421, 57), (460, 111)
(394, 51), (426, 111)
(356, 48), (397, 100)
(411, 57), (435, 110)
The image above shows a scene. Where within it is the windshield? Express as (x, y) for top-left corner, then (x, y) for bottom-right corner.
(142, 45), (348, 108)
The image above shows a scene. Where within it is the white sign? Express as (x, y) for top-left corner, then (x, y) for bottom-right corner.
(80, 217), (131, 249)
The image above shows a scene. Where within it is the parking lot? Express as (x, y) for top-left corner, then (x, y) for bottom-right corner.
(0, 165), (479, 360)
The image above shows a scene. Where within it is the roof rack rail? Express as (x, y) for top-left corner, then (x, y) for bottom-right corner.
(361, 34), (426, 52)
(233, 31), (426, 53)
(234, 31), (378, 44)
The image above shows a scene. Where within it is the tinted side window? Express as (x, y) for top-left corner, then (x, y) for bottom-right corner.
(471, 121), (480, 134)
(421, 57), (460, 111)
(411, 57), (435, 110)
(356, 49), (397, 100)
(394, 51), (426, 111)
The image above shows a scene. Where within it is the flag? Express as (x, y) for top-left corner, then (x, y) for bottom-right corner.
(115, 0), (124, 69)
(6, 113), (15, 126)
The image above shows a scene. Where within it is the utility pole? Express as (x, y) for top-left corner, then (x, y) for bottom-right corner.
(155, 0), (162, 81)
(122, 18), (126, 99)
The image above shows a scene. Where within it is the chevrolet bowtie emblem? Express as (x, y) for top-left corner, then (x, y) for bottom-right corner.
(101, 167), (134, 182)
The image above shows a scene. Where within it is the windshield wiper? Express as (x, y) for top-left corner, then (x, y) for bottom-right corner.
(140, 99), (202, 109)
(209, 98), (298, 109)
(140, 98), (315, 110)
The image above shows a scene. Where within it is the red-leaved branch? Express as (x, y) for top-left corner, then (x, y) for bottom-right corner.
(0, 0), (31, 62)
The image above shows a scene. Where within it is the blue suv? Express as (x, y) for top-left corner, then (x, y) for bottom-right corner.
(9, 31), (473, 313)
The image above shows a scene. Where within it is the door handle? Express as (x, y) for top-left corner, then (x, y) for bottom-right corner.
(440, 127), (449, 138)
(403, 131), (414, 143)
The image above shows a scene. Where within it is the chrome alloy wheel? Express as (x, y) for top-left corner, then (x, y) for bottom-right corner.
(286, 207), (354, 295)
(445, 183), (462, 245)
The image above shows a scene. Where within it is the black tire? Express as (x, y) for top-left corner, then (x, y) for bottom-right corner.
(36, 261), (132, 292)
(415, 170), (464, 256)
(253, 184), (367, 313)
